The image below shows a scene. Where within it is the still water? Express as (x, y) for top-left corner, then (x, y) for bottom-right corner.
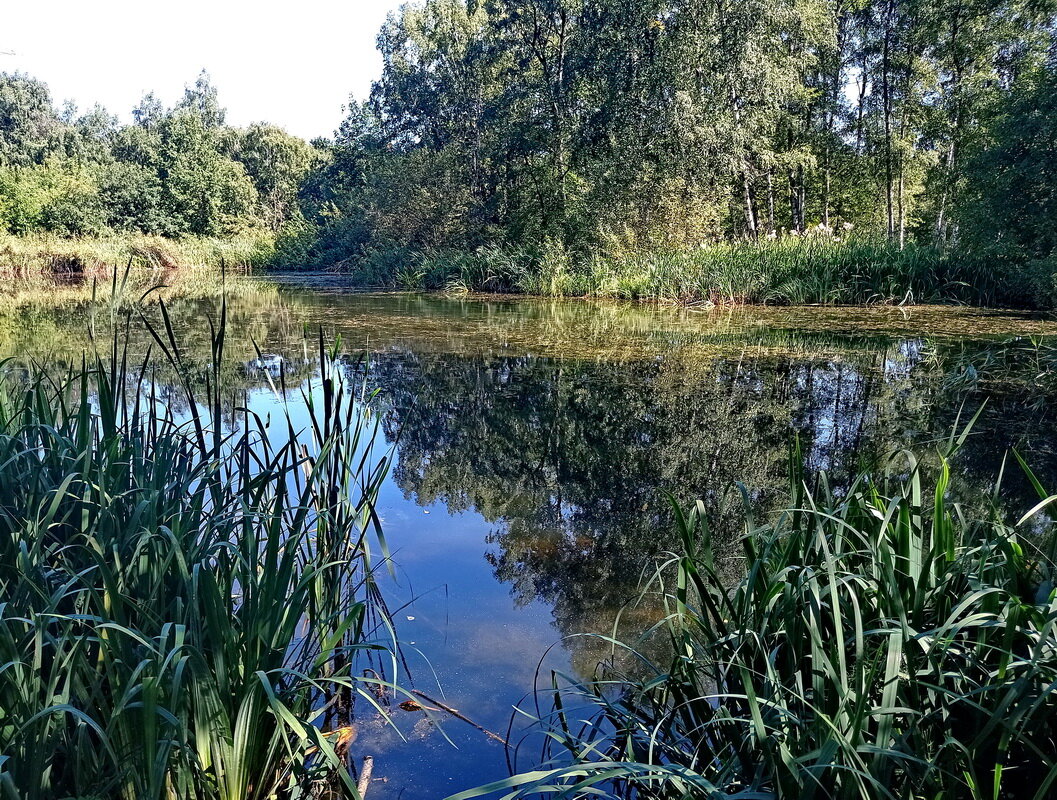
(4, 276), (1057, 797)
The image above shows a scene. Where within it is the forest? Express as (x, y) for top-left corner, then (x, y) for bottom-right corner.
(2, 0), (1057, 303)
(0, 72), (311, 238)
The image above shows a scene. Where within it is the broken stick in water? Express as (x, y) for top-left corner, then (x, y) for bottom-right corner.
(357, 755), (375, 798)
(411, 689), (509, 746)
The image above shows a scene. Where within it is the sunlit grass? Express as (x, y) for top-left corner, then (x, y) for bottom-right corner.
(0, 231), (275, 274)
(349, 236), (999, 306)
(459, 435), (1057, 800)
(0, 231), (278, 313)
(0, 304), (394, 799)
(0, 261), (279, 315)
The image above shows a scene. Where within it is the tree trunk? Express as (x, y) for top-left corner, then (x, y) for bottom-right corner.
(767, 170), (776, 232)
(742, 170), (758, 238)
(881, 0), (896, 241)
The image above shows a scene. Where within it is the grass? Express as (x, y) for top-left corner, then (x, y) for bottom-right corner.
(317, 235), (1057, 308)
(0, 262), (280, 315)
(0, 304), (394, 799)
(12, 231), (1050, 309)
(328, 236), (974, 306)
(456, 435), (1057, 799)
(0, 231), (279, 315)
(0, 231), (276, 278)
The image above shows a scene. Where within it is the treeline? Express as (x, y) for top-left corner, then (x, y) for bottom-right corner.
(3, 1), (1056, 303)
(0, 71), (312, 238)
(280, 0), (1057, 301)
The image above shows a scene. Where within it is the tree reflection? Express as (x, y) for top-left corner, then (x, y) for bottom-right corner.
(5, 285), (1056, 677)
(353, 338), (1057, 675)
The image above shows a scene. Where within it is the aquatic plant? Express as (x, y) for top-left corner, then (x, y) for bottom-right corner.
(321, 236), (1025, 307)
(0, 232), (275, 279)
(0, 306), (393, 799)
(458, 439), (1057, 799)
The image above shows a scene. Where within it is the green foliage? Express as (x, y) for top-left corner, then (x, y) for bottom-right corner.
(459, 446), (1057, 799)
(226, 124), (316, 231)
(5, 2), (1057, 304)
(0, 73), (59, 168)
(0, 160), (105, 236)
(957, 66), (1057, 306)
(0, 232), (275, 280)
(96, 162), (171, 234)
(155, 110), (258, 236)
(0, 312), (392, 799)
(0, 71), (309, 245)
(321, 234), (1024, 305)
(279, 0), (1057, 306)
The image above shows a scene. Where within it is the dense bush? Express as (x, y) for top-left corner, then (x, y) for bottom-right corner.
(0, 71), (311, 243)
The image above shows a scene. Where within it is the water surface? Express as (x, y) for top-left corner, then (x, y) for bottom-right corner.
(4, 277), (1057, 798)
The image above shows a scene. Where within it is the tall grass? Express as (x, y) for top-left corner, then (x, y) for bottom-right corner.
(458, 440), (1057, 799)
(0, 306), (392, 799)
(0, 232), (276, 277)
(344, 236), (1002, 306)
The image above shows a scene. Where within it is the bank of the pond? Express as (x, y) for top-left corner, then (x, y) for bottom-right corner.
(271, 236), (1056, 309)
(0, 231), (275, 277)
(5, 233), (1053, 310)
(0, 251), (279, 314)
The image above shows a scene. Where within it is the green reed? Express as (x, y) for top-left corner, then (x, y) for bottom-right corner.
(363, 236), (1013, 306)
(457, 439), (1057, 799)
(0, 304), (392, 799)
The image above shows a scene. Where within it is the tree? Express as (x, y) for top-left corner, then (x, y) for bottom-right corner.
(958, 64), (1057, 302)
(176, 70), (226, 128)
(227, 124), (314, 230)
(0, 72), (61, 167)
(156, 110), (257, 235)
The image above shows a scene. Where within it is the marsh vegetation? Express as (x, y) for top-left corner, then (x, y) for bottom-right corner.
(457, 448), (1057, 799)
(0, 279), (1055, 797)
(0, 306), (393, 799)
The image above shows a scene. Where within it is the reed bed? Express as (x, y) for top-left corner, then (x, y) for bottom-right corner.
(375, 237), (999, 306)
(0, 232), (275, 278)
(461, 440), (1057, 799)
(0, 306), (392, 799)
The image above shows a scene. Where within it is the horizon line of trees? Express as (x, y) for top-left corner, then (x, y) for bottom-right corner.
(0, 70), (314, 238)
(3, 0), (1056, 290)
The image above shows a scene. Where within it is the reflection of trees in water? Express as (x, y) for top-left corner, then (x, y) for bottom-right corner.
(353, 340), (1057, 676)
(0, 293), (319, 420)
(8, 288), (1057, 674)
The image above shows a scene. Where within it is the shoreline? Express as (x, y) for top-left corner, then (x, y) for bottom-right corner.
(0, 232), (1051, 314)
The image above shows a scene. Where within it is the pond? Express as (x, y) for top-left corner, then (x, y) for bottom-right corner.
(3, 275), (1057, 798)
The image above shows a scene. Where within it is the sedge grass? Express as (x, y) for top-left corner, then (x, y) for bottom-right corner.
(0, 232), (276, 278)
(0, 303), (394, 799)
(343, 236), (1004, 306)
(457, 437), (1057, 799)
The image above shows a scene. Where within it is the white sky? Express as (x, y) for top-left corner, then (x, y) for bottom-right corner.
(2, 0), (405, 140)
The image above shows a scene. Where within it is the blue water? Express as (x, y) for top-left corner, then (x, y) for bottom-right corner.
(14, 283), (1057, 799)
